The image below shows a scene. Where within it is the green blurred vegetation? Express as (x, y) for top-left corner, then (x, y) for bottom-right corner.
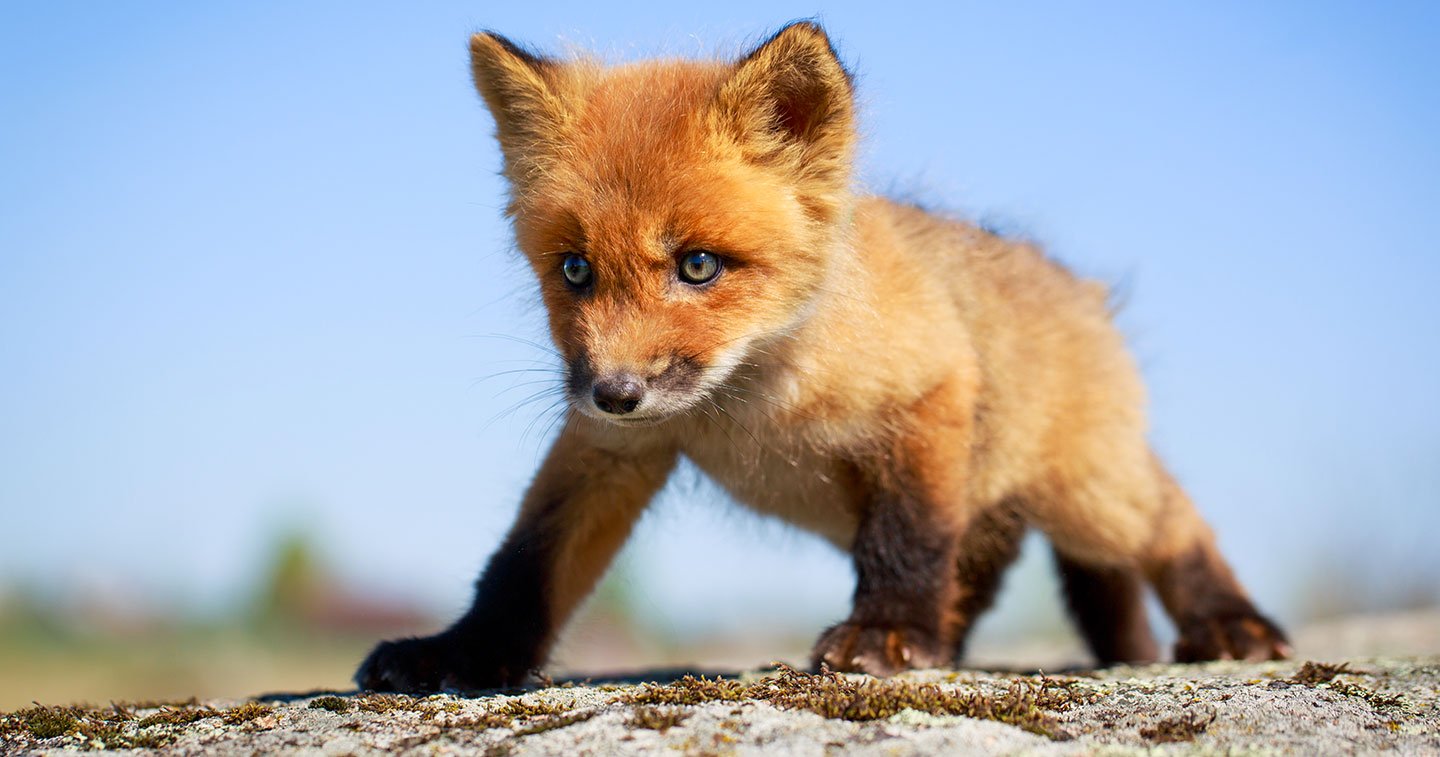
(0, 529), (423, 710)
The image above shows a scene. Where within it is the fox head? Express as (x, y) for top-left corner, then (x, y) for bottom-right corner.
(469, 22), (856, 425)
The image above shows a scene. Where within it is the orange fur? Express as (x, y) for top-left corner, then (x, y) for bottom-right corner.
(355, 22), (1287, 692)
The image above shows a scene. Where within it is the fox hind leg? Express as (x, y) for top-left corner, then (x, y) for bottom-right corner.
(946, 500), (1163, 668)
(1130, 455), (1291, 662)
(948, 499), (1028, 662)
(1053, 549), (1159, 665)
(1036, 447), (1287, 664)
(1140, 457), (1290, 662)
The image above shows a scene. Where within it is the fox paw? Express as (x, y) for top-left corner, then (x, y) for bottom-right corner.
(355, 634), (524, 693)
(1174, 609), (1291, 662)
(355, 635), (458, 693)
(811, 622), (949, 676)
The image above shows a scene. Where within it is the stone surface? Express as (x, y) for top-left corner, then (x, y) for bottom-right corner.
(2, 657), (1437, 755)
(3, 612), (1438, 755)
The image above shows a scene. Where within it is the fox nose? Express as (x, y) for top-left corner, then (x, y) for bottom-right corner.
(592, 375), (645, 415)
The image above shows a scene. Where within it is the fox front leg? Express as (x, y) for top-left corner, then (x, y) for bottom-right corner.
(355, 424), (676, 692)
(812, 381), (976, 676)
(812, 486), (968, 675)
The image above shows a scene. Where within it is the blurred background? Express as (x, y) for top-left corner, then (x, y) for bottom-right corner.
(2, 1), (1437, 709)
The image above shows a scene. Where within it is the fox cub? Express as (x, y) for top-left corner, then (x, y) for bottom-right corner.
(356, 21), (1288, 692)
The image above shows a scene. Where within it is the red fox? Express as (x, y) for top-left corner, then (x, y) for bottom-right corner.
(356, 21), (1289, 692)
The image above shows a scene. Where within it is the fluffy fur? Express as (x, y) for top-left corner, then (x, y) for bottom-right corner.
(356, 22), (1288, 692)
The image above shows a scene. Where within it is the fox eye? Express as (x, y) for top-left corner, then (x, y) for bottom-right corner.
(561, 254), (592, 288)
(678, 250), (721, 285)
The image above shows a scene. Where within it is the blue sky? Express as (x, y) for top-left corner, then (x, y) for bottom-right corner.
(2, 2), (1437, 640)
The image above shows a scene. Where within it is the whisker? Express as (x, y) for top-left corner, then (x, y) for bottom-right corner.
(714, 386), (791, 433)
(468, 332), (564, 359)
(493, 377), (567, 398)
(709, 397), (763, 451)
(470, 367), (562, 389)
(522, 399), (571, 450)
(697, 400), (744, 460)
(535, 410), (579, 467)
(484, 386), (567, 431)
(716, 381), (818, 421)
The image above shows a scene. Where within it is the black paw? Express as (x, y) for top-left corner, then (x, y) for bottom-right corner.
(354, 635), (454, 693)
(1174, 608), (1291, 662)
(354, 634), (525, 693)
(811, 621), (950, 676)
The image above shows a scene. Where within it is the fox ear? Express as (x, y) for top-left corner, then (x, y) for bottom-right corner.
(714, 21), (855, 180)
(469, 32), (569, 170)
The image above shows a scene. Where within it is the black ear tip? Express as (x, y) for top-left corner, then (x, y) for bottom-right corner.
(744, 19), (844, 67)
(768, 19), (851, 85)
(771, 18), (831, 45)
(792, 19), (829, 36)
(472, 30), (547, 67)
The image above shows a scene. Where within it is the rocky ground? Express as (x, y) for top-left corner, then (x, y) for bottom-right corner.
(3, 611), (1437, 755)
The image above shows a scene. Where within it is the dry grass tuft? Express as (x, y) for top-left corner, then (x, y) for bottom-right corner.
(307, 696), (352, 714)
(620, 664), (1093, 740)
(1140, 706), (1216, 743)
(627, 706), (691, 733)
(1292, 661), (1352, 685)
(220, 702), (273, 725)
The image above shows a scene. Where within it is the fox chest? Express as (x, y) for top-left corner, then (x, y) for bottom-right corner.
(678, 428), (861, 550)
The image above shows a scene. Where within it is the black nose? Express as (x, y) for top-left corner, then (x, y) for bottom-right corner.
(592, 375), (645, 415)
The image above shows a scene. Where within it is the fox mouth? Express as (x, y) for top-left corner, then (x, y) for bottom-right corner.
(566, 350), (718, 426)
(585, 411), (671, 427)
